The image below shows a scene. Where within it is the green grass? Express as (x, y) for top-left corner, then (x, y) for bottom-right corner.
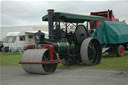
(0, 51), (128, 70)
(0, 52), (22, 66)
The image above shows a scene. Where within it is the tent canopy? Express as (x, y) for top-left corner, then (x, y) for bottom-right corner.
(95, 21), (128, 44)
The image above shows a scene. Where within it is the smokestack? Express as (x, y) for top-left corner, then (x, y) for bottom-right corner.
(47, 9), (54, 40)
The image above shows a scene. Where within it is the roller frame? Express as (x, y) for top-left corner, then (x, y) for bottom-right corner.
(20, 44), (59, 64)
(19, 60), (59, 64)
(20, 44), (59, 74)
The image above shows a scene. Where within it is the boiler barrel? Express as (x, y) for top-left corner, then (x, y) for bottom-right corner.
(57, 42), (74, 54)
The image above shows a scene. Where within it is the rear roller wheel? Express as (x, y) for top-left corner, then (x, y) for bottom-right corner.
(21, 49), (57, 74)
(80, 38), (102, 65)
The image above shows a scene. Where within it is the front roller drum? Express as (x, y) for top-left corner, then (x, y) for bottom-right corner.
(80, 38), (102, 65)
(20, 49), (58, 74)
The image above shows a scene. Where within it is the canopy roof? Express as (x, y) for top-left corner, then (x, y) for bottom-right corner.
(42, 12), (105, 23)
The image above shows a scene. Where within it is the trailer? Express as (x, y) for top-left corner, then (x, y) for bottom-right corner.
(90, 10), (128, 56)
(93, 21), (128, 56)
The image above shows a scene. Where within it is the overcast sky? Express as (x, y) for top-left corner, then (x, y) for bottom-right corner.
(0, 0), (128, 26)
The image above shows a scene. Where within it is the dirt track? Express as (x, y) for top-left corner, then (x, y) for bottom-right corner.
(0, 66), (128, 85)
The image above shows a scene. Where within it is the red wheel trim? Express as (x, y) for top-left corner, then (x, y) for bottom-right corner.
(120, 47), (124, 56)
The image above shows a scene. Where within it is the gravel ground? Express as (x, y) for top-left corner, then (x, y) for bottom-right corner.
(0, 66), (128, 85)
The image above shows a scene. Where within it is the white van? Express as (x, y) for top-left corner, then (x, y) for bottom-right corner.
(3, 31), (48, 52)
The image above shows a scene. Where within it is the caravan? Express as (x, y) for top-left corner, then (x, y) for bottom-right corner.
(3, 31), (48, 52)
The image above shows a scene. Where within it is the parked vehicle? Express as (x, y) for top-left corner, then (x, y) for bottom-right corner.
(3, 31), (48, 52)
(0, 41), (3, 51)
(92, 21), (128, 56)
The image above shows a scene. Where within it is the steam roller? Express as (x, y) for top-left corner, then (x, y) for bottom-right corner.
(19, 9), (103, 74)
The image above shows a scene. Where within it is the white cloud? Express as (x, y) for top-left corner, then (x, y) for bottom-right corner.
(1, 0), (128, 26)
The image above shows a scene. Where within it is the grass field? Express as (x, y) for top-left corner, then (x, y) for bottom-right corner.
(0, 51), (128, 70)
(0, 52), (22, 66)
